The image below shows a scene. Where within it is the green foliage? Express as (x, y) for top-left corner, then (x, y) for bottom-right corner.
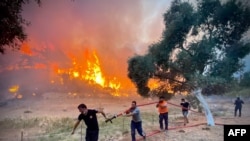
(163, 0), (196, 47)
(150, 88), (174, 100)
(239, 71), (250, 87)
(127, 55), (156, 97)
(225, 87), (250, 97)
(0, 0), (40, 54)
(186, 94), (202, 112)
(127, 0), (250, 97)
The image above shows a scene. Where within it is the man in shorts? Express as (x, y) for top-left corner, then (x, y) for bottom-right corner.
(180, 98), (190, 126)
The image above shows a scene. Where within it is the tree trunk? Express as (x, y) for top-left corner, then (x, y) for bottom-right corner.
(193, 88), (215, 126)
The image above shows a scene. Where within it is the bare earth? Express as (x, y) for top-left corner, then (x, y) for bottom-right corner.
(0, 92), (249, 141)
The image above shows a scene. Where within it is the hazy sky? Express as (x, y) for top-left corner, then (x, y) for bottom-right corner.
(18, 0), (171, 78)
(22, 0), (170, 53)
(0, 0), (176, 99)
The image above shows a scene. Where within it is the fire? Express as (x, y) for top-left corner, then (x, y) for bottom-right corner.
(8, 85), (19, 93)
(148, 78), (159, 90)
(73, 71), (79, 78)
(53, 49), (122, 96)
(2, 42), (133, 97)
(148, 78), (174, 94)
(8, 85), (23, 99)
(20, 42), (32, 56)
(84, 54), (105, 86)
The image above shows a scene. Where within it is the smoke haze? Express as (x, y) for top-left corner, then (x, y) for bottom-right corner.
(0, 0), (171, 99)
(1, 0), (250, 100)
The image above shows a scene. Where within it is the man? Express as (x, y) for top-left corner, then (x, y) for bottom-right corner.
(71, 103), (107, 141)
(234, 97), (244, 117)
(180, 98), (190, 126)
(156, 96), (168, 131)
(124, 101), (146, 141)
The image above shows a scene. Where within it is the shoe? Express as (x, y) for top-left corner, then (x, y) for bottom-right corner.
(143, 133), (146, 140)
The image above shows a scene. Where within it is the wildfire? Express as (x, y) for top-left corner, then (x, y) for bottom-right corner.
(8, 85), (23, 99)
(53, 49), (122, 96)
(148, 78), (159, 90)
(20, 42), (32, 56)
(2, 42), (132, 98)
(148, 78), (174, 94)
(8, 85), (19, 93)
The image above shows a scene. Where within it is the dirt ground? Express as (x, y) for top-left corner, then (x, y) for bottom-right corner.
(0, 92), (249, 141)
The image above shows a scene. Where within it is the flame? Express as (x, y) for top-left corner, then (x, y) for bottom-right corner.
(8, 85), (19, 93)
(148, 78), (174, 94)
(2, 42), (133, 97)
(53, 49), (122, 96)
(83, 52), (105, 86)
(20, 42), (32, 56)
(8, 85), (23, 99)
(148, 78), (159, 90)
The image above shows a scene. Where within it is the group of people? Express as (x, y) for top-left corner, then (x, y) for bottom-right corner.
(71, 96), (244, 141)
(71, 100), (148, 141)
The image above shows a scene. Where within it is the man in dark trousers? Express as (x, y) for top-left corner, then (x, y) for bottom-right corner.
(71, 103), (107, 141)
(180, 98), (190, 126)
(234, 97), (244, 117)
(156, 96), (168, 131)
(124, 101), (146, 141)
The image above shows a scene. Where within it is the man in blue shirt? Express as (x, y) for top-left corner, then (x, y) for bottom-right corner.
(125, 101), (146, 141)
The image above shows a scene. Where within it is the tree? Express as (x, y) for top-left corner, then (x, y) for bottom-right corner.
(0, 0), (40, 54)
(128, 0), (250, 126)
(239, 71), (250, 87)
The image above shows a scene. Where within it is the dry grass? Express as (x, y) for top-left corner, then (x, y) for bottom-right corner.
(0, 93), (250, 141)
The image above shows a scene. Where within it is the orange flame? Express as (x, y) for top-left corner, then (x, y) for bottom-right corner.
(53, 49), (122, 96)
(20, 42), (32, 56)
(148, 78), (174, 94)
(8, 85), (23, 99)
(148, 78), (159, 90)
(8, 85), (19, 93)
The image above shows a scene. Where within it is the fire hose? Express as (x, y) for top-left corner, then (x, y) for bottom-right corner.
(105, 101), (202, 123)
(168, 101), (201, 114)
(105, 101), (158, 123)
(104, 100), (224, 140)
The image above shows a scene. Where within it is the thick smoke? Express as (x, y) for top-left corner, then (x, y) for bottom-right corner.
(0, 0), (171, 99)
